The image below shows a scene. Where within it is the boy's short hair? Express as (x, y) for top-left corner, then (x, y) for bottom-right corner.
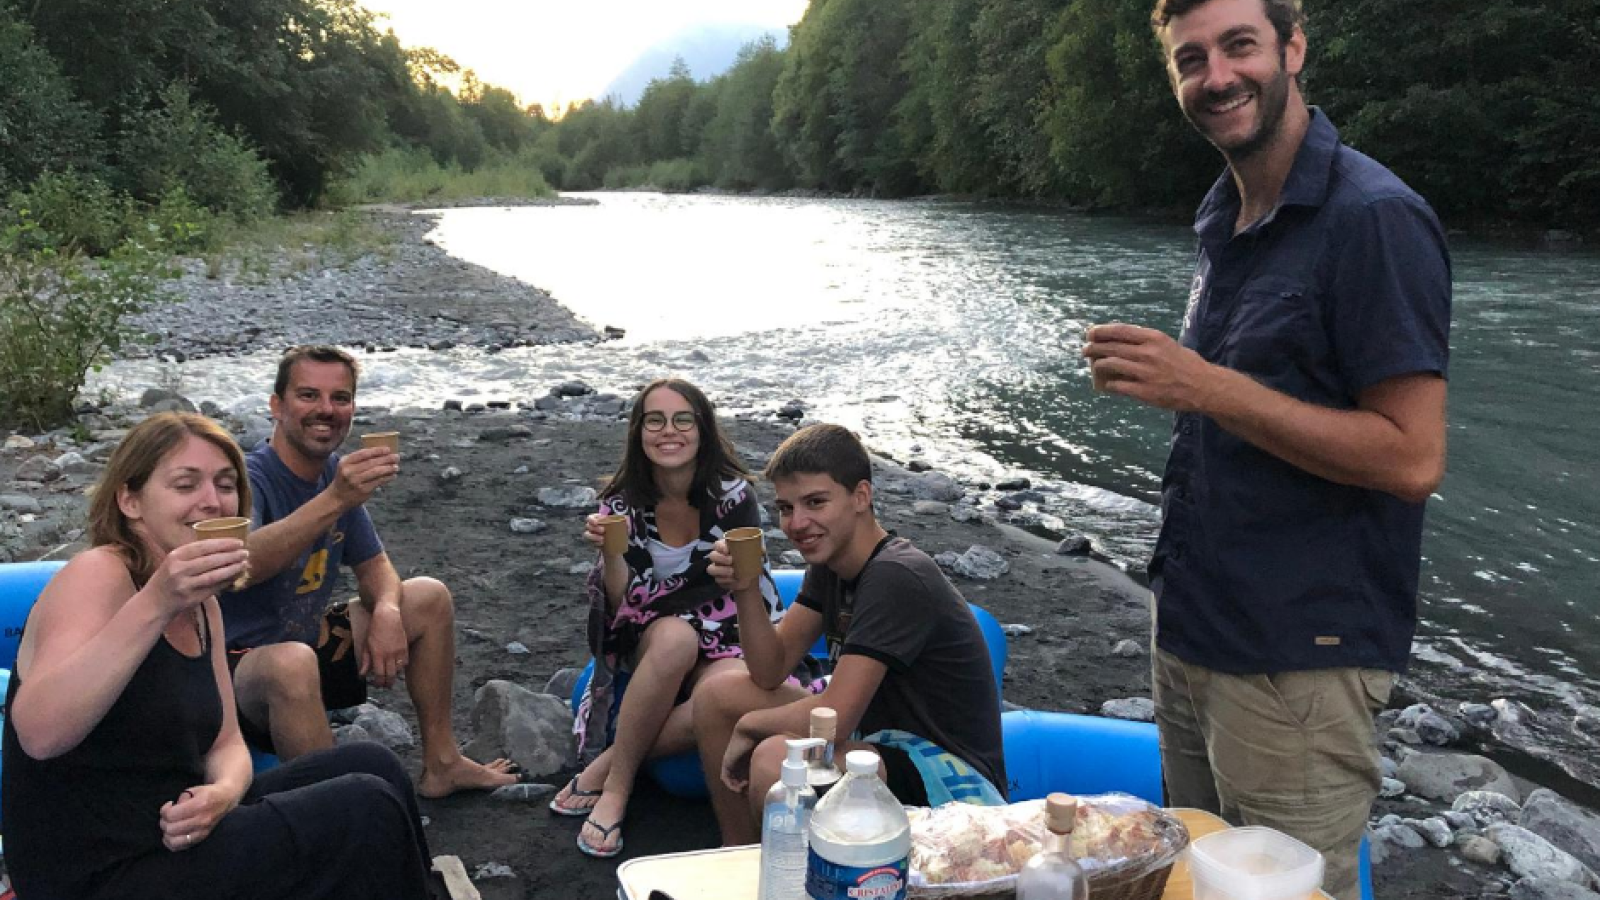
(764, 423), (872, 491)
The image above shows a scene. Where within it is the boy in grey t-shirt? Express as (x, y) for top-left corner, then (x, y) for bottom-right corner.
(696, 424), (1006, 846)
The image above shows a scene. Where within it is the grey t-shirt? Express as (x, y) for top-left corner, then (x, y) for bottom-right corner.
(796, 537), (1007, 794)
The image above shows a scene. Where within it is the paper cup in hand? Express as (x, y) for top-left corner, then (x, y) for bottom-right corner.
(361, 432), (400, 453)
(725, 527), (765, 581)
(599, 514), (629, 556)
(193, 517), (251, 591)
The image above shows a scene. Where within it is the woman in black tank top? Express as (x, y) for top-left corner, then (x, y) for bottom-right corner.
(1, 413), (433, 900)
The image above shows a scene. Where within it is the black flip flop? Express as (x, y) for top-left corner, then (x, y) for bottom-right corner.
(577, 816), (624, 859)
(549, 774), (602, 817)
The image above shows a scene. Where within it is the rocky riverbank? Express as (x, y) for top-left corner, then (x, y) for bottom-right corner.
(4, 203), (1599, 899)
(124, 199), (604, 363)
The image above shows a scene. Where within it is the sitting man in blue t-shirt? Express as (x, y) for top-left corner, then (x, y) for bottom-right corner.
(222, 345), (516, 797)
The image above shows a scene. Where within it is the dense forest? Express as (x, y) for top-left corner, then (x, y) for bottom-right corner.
(2, 0), (1594, 227)
(556, 0), (1599, 227)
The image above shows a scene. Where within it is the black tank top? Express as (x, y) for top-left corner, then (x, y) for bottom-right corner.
(2, 608), (222, 900)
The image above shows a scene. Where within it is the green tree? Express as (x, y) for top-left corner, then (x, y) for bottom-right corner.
(772, 0), (846, 190)
(774, 0), (922, 195)
(898, 0), (1003, 195)
(117, 83), (277, 220)
(0, 14), (104, 195)
(6, 0), (399, 204)
(971, 0), (1077, 197)
(557, 98), (638, 189)
(461, 72), (538, 153)
(1042, 0), (1214, 207)
(633, 58), (698, 161)
(701, 37), (792, 190)
(1309, 0), (1600, 224)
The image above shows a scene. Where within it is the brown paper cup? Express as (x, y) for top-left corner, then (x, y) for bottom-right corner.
(599, 514), (629, 556)
(193, 516), (251, 590)
(725, 526), (765, 581)
(361, 432), (400, 453)
(192, 516), (250, 543)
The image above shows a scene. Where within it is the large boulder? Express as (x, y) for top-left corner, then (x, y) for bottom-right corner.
(536, 485), (598, 509)
(1100, 698), (1156, 722)
(1456, 790), (1525, 828)
(1487, 823), (1596, 887)
(1397, 752), (1518, 803)
(14, 455), (58, 483)
(464, 680), (575, 778)
(352, 704), (414, 750)
(906, 472), (964, 503)
(1523, 789), (1600, 874)
(139, 388), (196, 411)
(935, 545), (1009, 580)
(542, 667), (582, 703)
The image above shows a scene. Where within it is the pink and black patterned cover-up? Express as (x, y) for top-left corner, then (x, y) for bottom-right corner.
(574, 477), (783, 759)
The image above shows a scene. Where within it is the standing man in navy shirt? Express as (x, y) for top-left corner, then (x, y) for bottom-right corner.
(1083, 0), (1450, 895)
(223, 345), (516, 797)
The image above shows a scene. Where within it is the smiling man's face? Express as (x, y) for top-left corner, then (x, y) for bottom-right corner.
(1162, 0), (1304, 161)
(270, 359), (356, 463)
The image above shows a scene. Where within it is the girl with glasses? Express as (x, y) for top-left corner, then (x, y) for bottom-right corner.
(553, 378), (783, 858)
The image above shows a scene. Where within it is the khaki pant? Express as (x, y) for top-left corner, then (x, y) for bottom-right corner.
(1152, 647), (1393, 900)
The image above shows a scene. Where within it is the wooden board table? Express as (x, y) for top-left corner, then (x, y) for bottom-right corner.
(616, 808), (1333, 900)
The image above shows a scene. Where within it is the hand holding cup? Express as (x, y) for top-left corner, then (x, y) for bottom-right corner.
(597, 514), (629, 557)
(723, 527), (765, 593)
(334, 434), (400, 506)
(192, 517), (251, 591)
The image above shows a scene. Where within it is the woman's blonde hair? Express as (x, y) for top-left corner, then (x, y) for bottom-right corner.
(86, 413), (250, 585)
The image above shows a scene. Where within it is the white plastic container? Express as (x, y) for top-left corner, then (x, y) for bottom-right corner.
(1188, 826), (1324, 900)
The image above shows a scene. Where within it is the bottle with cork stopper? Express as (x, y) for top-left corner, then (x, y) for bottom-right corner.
(807, 706), (842, 793)
(1016, 793), (1089, 899)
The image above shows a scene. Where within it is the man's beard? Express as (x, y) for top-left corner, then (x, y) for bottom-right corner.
(283, 417), (342, 460)
(1188, 55), (1293, 162)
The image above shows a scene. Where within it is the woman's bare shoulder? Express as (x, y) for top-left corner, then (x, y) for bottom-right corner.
(37, 547), (136, 610)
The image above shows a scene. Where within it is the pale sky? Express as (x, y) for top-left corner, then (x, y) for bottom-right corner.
(360, 0), (809, 113)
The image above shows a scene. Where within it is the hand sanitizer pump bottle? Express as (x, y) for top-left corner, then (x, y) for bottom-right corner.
(759, 737), (823, 900)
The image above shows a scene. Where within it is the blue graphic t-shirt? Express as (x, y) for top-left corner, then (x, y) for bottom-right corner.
(219, 443), (383, 649)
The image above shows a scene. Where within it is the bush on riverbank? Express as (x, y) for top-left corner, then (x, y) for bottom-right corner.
(323, 147), (554, 206)
(202, 210), (396, 282)
(601, 158), (701, 192)
(0, 216), (174, 430)
(115, 84), (279, 225)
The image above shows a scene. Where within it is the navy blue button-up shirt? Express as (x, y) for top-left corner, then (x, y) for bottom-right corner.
(1152, 109), (1452, 675)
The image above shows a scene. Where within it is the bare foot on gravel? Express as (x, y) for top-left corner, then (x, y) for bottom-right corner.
(418, 755), (519, 798)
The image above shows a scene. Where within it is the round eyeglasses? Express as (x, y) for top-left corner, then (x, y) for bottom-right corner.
(643, 411), (698, 432)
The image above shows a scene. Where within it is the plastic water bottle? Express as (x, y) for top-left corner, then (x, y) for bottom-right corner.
(1016, 793), (1090, 900)
(807, 707), (842, 793)
(760, 738), (823, 900)
(806, 749), (911, 900)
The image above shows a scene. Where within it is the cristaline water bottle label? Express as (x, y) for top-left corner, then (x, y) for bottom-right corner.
(805, 848), (907, 900)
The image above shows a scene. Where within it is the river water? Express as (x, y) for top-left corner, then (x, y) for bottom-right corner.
(102, 192), (1600, 728)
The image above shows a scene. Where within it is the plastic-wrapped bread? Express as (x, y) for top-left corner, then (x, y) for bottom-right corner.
(906, 793), (1189, 898)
